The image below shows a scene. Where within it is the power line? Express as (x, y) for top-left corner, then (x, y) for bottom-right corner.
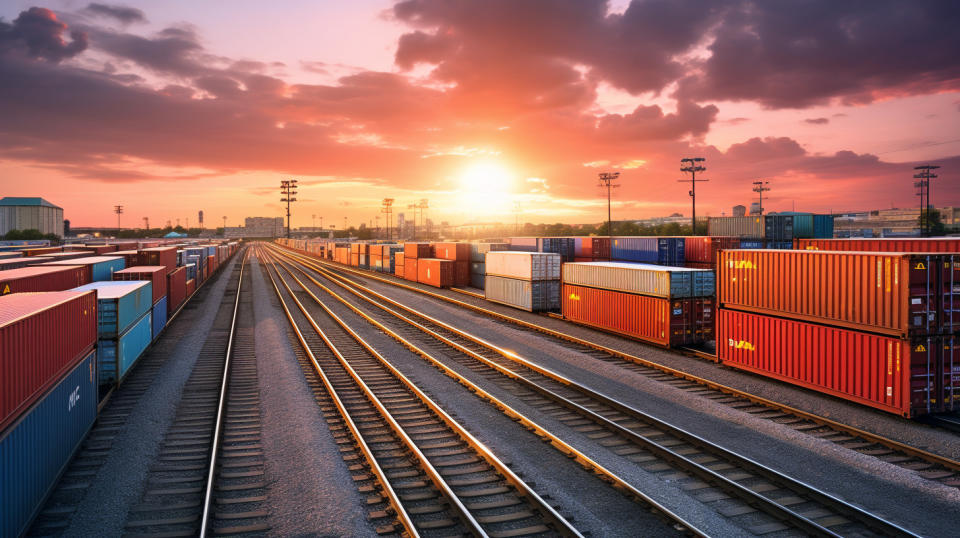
(752, 180), (770, 215)
(598, 172), (620, 244)
(381, 198), (394, 240)
(913, 165), (939, 237)
(280, 179), (298, 239)
(679, 157), (708, 234)
(114, 205), (123, 231)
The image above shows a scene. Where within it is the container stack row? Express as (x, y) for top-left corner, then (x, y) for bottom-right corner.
(484, 251), (561, 312)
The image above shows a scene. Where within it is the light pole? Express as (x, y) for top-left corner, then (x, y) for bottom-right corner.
(280, 179), (298, 238)
(679, 158), (708, 234)
(752, 180), (770, 215)
(597, 172), (620, 240)
(114, 205), (123, 231)
(381, 198), (394, 240)
(913, 165), (939, 237)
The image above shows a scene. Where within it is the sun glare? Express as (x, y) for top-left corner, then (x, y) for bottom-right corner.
(456, 161), (515, 215)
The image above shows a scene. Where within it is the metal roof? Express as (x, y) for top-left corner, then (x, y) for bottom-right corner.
(0, 197), (62, 208)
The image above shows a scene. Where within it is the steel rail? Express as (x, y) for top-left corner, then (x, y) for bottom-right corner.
(256, 245), (420, 537)
(274, 245), (919, 538)
(272, 244), (960, 476)
(266, 248), (581, 538)
(199, 248), (247, 537)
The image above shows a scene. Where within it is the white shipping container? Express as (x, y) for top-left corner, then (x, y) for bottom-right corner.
(485, 251), (560, 281)
(562, 262), (715, 299)
(484, 275), (560, 312)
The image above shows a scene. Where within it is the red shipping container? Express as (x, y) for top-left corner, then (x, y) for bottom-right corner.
(404, 258), (419, 282)
(0, 266), (89, 295)
(167, 266), (187, 314)
(114, 250), (141, 267)
(138, 247), (177, 273)
(0, 290), (97, 432)
(114, 266), (168, 304)
(417, 258), (454, 288)
(207, 255), (216, 274)
(0, 258), (38, 271)
(719, 249), (951, 337)
(70, 245), (117, 255)
(434, 242), (470, 261)
(404, 243), (433, 259)
(795, 238), (960, 253)
(591, 237), (611, 260)
(562, 283), (713, 347)
(454, 260), (470, 286)
(186, 278), (196, 296)
(685, 236), (740, 264)
(22, 247), (61, 257)
(717, 308), (958, 417)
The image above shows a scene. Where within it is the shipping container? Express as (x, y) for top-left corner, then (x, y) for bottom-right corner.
(42, 256), (125, 282)
(485, 251), (561, 281)
(0, 291), (96, 433)
(186, 278), (196, 296)
(31, 252), (92, 263)
(113, 250), (141, 268)
(404, 258), (418, 282)
(485, 275), (560, 312)
(0, 257), (47, 271)
(719, 249), (957, 336)
(469, 242), (508, 262)
(795, 237), (960, 253)
(717, 308), (958, 417)
(434, 242), (471, 261)
(538, 237), (576, 261)
(563, 262), (715, 299)
(21, 247), (61, 257)
(0, 252), (22, 260)
(562, 284), (714, 347)
(167, 266), (187, 314)
(98, 310), (152, 386)
(113, 266), (168, 304)
(69, 244), (118, 255)
(470, 272), (486, 289)
(454, 260), (469, 287)
(707, 216), (765, 238)
(0, 351), (97, 538)
(184, 262), (197, 282)
(763, 215), (794, 242)
(417, 258), (454, 288)
(73, 281), (152, 338)
(152, 296), (168, 340)
(779, 213), (834, 239)
(591, 237), (611, 260)
(0, 266), (90, 295)
(507, 237), (539, 252)
(139, 247), (178, 273)
(684, 236), (741, 264)
(404, 243), (433, 259)
(610, 237), (685, 265)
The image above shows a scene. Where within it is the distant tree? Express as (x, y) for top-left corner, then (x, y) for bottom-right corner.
(920, 209), (946, 236)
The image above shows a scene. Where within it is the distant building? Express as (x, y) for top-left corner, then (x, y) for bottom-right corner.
(223, 216), (285, 238)
(733, 205), (746, 217)
(831, 207), (960, 237)
(0, 197), (64, 237)
(749, 202), (762, 216)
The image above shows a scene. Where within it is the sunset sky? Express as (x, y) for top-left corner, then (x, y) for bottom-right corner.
(1, 1), (958, 228)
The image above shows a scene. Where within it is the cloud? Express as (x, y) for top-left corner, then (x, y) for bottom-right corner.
(83, 3), (147, 25)
(0, 7), (88, 62)
(804, 117), (829, 125)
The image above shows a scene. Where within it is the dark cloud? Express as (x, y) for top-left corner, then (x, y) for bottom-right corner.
(804, 117), (829, 125)
(84, 3), (147, 24)
(0, 7), (87, 62)
(724, 137), (806, 161)
(597, 101), (718, 141)
(90, 25), (205, 76)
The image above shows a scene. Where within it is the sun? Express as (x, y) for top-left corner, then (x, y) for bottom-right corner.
(456, 161), (515, 215)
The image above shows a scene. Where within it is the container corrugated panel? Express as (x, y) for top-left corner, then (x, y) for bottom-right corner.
(72, 244), (117, 255)
(0, 351), (97, 538)
(73, 281), (152, 338)
(719, 249), (951, 336)
(795, 238), (960, 252)
(591, 237), (611, 260)
(22, 247), (61, 257)
(454, 260), (469, 287)
(562, 284), (714, 347)
(785, 214), (835, 239)
(152, 296), (168, 340)
(98, 310), (152, 386)
(184, 263), (197, 281)
(0, 291), (97, 433)
(0, 258), (38, 271)
(31, 252), (91, 262)
(684, 236), (741, 264)
(435, 243), (471, 261)
(417, 259), (454, 288)
(42, 256), (125, 282)
(538, 238), (576, 261)
(507, 237), (538, 252)
(717, 308), (959, 417)
(0, 252), (22, 260)
(404, 258), (418, 282)
(562, 262), (715, 299)
(470, 261), (485, 275)
(114, 250), (141, 267)
(708, 217), (766, 238)
(186, 279), (196, 296)
(404, 243), (433, 259)
(114, 266), (167, 304)
(610, 237), (684, 265)
(485, 275), (560, 312)
(764, 215), (794, 241)
(470, 272), (486, 289)
(470, 242), (508, 262)
(485, 252), (561, 281)
(0, 266), (90, 294)
(167, 266), (186, 314)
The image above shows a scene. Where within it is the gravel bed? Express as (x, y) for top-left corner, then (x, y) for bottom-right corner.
(61, 256), (241, 536)
(316, 266), (960, 536)
(250, 254), (375, 537)
(301, 271), (741, 537)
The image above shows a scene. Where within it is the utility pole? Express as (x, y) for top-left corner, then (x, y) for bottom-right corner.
(381, 198), (394, 240)
(418, 199), (429, 239)
(913, 165), (939, 237)
(142, 216), (149, 230)
(222, 215), (227, 229)
(114, 205), (123, 231)
(198, 210), (204, 230)
(598, 172), (620, 240)
(679, 157), (708, 234)
(407, 202), (418, 240)
(280, 179), (298, 239)
(752, 180), (771, 215)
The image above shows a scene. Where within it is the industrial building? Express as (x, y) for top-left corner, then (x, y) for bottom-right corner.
(0, 197), (64, 237)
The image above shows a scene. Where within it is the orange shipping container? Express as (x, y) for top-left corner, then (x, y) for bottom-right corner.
(404, 243), (433, 259)
(404, 258), (418, 282)
(417, 258), (454, 288)
(434, 242), (470, 261)
(795, 237), (960, 253)
(454, 260), (469, 287)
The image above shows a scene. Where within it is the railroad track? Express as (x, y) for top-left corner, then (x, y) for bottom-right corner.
(122, 248), (269, 537)
(28, 250), (244, 537)
(258, 245), (586, 537)
(269, 244), (920, 538)
(271, 244), (960, 490)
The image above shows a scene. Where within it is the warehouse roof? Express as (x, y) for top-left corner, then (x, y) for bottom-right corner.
(0, 197), (61, 209)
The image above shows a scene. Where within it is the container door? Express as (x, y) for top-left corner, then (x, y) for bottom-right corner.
(909, 337), (936, 416)
(906, 255), (938, 333)
(939, 255), (960, 333)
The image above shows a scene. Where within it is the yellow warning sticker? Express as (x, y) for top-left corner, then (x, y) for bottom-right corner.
(915, 262), (926, 270)
(568, 293), (580, 301)
(915, 343), (927, 352)
(1, 284), (9, 295)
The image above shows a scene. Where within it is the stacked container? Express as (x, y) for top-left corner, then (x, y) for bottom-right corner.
(469, 243), (509, 289)
(403, 243), (433, 283)
(73, 281), (153, 388)
(683, 236), (741, 269)
(611, 237), (685, 266)
(562, 262), (715, 347)
(42, 256), (125, 282)
(394, 252), (405, 278)
(417, 258), (455, 288)
(707, 215), (797, 242)
(795, 237), (960, 252)
(1, 266), (90, 294)
(114, 266), (169, 340)
(167, 266), (187, 314)
(434, 242), (470, 286)
(485, 252), (561, 311)
(717, 249), (960, 417)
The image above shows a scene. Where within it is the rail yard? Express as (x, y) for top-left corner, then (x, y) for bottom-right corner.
(1, 234), (957, 538)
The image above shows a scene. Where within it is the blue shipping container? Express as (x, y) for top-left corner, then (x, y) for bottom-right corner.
(763, 215), (794, 242)
(185, 262), (197, 281)
(470, 272), (486, 289)
(98, 311), (152, 386)
(73, 280), (152, 338)
(1, 351), (97, 538)
(611, 237), (685, 265)
(538, 238), (576, 262)
(152, 296), (168, 340)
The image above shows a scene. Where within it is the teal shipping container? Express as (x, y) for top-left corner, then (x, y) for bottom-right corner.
(780, 213), (834, 239)
(73, 281), (152, 338)
(98, 311), (152, 386)
(152, 296), (168, 340)
(1, 351), (96, 538)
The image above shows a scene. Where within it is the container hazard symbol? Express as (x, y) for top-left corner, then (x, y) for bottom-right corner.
(915, 343), (927, 352)
(1, 284), (9, 295)
(915, 262), (926, 270)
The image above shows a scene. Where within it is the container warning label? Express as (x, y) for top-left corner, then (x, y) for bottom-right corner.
(568, 293), (580, 301)
(728, 339), (755, 351)
(915, 343), (927, 352)
(912, 298), (922, 304)
(915, 262), (926, 270)
(1, 284), (9, 295)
